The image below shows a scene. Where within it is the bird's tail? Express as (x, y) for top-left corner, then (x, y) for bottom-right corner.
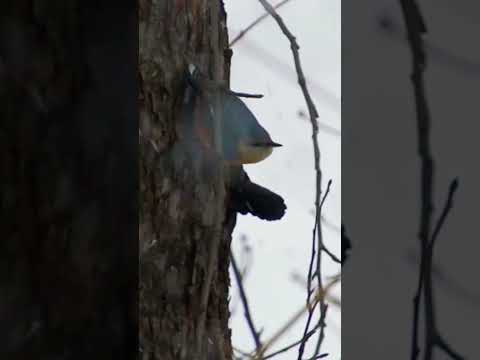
(229, 180), (286, 221)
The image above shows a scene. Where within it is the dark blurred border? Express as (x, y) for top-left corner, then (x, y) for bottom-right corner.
(0, 2), (138, 359)
(343, 1), (479, 358)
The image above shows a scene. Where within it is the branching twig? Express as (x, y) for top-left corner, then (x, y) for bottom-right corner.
(298, 110), (341, 138)
(262, 324), (320, 360)
(320, 245), (341, 265)
(377, 13), (480, 75)
(307, 182), (340, 357)
(399, 1), (433, 357)
(231, 251), (263, 353)
(298, 181), (333, 359)
(255, 276), (340, 359)
(429, 179), (458, 249)
(235, 1), (340, 357)
(252, 2), (334, 355)
(237, 39), (340, 114)
(229, 0), (293, 46)
(318, 180), (340, 265)
(399, 1), (463, 359)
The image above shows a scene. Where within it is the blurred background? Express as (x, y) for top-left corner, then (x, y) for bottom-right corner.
(223, 1), (341, 358)
(342, 0), (480, 359)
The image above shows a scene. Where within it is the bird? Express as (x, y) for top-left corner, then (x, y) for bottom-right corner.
(226, 165), (286, 221)
(218, 94), (286, 221)
(219, 94), (283, 165)
(183, 66), (286, 221)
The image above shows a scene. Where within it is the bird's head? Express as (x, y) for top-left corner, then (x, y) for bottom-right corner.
(221, 93), (282, 164)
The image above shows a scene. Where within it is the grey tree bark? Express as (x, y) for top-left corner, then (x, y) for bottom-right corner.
(139, 0), (234, 359)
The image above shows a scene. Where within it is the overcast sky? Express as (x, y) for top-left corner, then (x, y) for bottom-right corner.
(223, 1), (341, 358)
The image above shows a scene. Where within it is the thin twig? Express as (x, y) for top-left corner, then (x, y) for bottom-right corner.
(298, 248), (320, 359)
(398, 1), (433, 357)
(245, 1), (338, 357)
(399, 1), (463, 359)
(319, 180), (332, 209)
(231, 251), (263, 353)
(238, 39), (340, 114)
(228, 90), (264, 99)
(297, 180), (333, 359)
(254, 1), (332, 356)
(229, 0), (293, 46)
(233, 346), (253, 358)
(303, 181), (338, 358)
(377, 13), (480, 75)
(321, 245), (341, 264)
(255, 276), (340, 359)
(406, 247), (480, 305)
(429, 178), (458, 249)
(307, 355), (329, 360)
(262, 324), (320, 360)
(299, 110), (341, 138)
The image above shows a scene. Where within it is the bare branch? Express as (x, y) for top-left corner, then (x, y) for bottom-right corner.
(228, 90), (264, 99)
(254, 1), (336, 355)
(229, 0), (293, 46)
(377, 13), (480, 75)
(231, 1), (340, 358)
(255, 276), (340, 359)
(299, 110), (341, 138)
(429, 178), (459, 249)
(399, 1), (463, 359)
(230, 251), (263, 353)
(262, 324), (320, 360)
(308, 355), (329, 360)
(298, 180), (335, 359)
(239, 39), (340, 114)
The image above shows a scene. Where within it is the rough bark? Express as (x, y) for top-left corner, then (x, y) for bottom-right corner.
(0, 2), (137, 359)
(139, 0), (233, 359)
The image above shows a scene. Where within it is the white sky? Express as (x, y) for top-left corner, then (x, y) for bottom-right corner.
(223, 1), (341, 358)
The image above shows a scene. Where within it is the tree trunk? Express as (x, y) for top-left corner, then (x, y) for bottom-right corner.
(0, 2), (137, 359)
(139, 0), (233, 359)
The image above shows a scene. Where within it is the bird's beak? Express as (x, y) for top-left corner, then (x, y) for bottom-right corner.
(251, 141), (283, 147)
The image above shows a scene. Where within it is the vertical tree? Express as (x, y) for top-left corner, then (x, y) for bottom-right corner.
(139, 0), (233, 359)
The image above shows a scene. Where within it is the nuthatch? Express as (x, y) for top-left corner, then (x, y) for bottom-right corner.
(220, 94), (282, 165)
(221, 94), (286, 221)
(183, 66), (286, 221)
